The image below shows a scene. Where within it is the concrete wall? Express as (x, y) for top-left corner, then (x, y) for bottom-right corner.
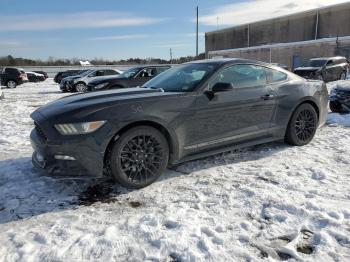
(205, 2), (350, 53)
(208, 37), (350, 70)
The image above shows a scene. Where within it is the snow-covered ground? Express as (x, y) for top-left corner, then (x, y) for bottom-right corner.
(0, 80), (350, 261)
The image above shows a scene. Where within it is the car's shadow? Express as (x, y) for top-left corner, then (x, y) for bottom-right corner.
(0, 142), (287, 225)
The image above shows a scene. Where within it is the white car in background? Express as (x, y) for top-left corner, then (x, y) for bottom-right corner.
(60, 68), (123, 92)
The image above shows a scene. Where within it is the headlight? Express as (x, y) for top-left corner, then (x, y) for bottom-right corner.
(95, 83), (109, 90)
(54, 121), (106, 135)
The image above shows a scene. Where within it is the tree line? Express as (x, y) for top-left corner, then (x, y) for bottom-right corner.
(0, 54), (206, 66)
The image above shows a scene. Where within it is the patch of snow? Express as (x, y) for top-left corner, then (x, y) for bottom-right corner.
(0, 80), (349, 261)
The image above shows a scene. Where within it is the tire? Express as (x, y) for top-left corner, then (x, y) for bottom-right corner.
(6, 80), (17, 88)
(75, 82), (87, 92)
(108, 126), (169, 189)
(330, 101), (345, 113)
(285, 103), (318, 146)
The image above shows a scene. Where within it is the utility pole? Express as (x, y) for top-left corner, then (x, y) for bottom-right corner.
(170, 48), (173, 64)
(196, 6), (199, 58)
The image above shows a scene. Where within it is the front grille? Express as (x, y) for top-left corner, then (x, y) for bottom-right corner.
(34, 122), (47, 141)
(294, 70), (314, 78)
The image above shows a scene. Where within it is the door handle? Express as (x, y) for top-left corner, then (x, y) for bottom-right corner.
(261, 94), (275, 100)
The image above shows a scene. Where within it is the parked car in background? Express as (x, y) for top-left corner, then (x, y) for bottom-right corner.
(294, 57), (348, 82)
(54, 70), (87, 84)
(26, 72), (45, 82)
(33, 71), (48, 79)
(330, 81), (350, 113)
(271, 63), (289, 71)
(31, 59), (328, 188)
(60, 69), (122, 92)
(87, 65), (171, 92)
(0, 67), (28, 88)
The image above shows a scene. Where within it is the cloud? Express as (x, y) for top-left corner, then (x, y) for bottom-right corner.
(0, 40), (22, 48)
(0, 12), (164, 32)
(199, 0), (349, 26)
(88, 34), (149, 41)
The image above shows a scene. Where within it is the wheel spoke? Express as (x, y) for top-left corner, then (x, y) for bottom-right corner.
(118, 134), (164, 184)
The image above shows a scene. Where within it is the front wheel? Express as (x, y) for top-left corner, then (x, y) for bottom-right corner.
(285, 104), (318, 146)
(108, 126), (169, 189)
(75, 83), (87, 92)
(6, 80), (17, 88)
(330, 101), (346, 113)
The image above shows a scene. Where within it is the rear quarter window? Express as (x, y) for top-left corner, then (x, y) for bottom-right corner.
(266, 68), (288, 83)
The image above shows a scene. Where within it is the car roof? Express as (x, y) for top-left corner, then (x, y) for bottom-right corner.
(311, 56), (346, 61)
(186, 58), (272, 67)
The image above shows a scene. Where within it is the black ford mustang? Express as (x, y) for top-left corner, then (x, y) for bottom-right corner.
(30, 59), (328, 188)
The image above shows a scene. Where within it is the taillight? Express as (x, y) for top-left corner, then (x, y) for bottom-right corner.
(20, 73), (27, 80)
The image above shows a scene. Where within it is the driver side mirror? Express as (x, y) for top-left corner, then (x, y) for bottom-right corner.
(205, 82), (234, 100)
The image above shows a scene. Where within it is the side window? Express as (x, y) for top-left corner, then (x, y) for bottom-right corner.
(105, 70), (117, 76)
(327, 60), (335, 66)
(209, 64), (267, 89)
(88, 71), (97, 77)
(266, 68), (287, 83)
(138, 68), (154, 78)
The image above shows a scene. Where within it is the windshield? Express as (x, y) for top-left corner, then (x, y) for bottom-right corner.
(142, 63), (218, 92)
(304, 59), (327, 67)
(120, 67), (141, 78)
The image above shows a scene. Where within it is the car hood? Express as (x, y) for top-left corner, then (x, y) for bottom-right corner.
(32, 87), (170, 121)
(294, 67), (322, 71)
(334, 81), (350, 92)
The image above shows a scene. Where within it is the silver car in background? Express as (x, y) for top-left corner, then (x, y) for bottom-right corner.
(60, 68), (123, 92)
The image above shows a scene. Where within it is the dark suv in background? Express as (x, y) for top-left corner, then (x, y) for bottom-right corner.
(87, 65), (171, 92)
(294, 56), (348, 82)
(0, 67), (28, 88)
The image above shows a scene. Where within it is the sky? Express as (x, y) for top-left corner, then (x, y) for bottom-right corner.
(0, 0), (349, 60)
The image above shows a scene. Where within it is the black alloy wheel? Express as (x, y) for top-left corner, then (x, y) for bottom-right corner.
(109, 126), (169, 188)
(286, 104), (318, 146)
(330, 101), (347, 113)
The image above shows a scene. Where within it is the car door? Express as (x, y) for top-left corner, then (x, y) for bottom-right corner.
(186, 64), (277, 151)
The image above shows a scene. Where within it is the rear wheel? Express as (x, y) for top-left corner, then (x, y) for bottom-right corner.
(75, 82), (87, 92)
(285, 104), (318, 146)
(109, 126), (169, 188)
(6, 80), (17, 88)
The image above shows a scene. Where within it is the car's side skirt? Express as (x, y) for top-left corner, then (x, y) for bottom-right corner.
(171, 136), (284, 166)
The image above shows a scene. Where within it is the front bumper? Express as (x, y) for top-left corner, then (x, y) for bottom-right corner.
(60, 81), (74, 91)
(30, 128), (106, 178)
